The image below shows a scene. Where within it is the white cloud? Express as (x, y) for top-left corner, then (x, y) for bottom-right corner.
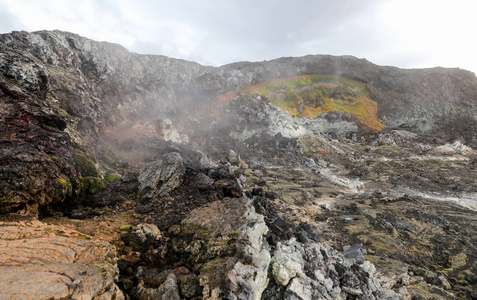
(374, 0), (477, 71)
(0, 0), (476, 74)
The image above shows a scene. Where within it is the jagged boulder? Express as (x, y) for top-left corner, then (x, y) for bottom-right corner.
(268, 238), (401, 300)
(271, 241), (305, 287)
(180, 196), (270, 300)
(138, 152), (185, 198)
(0, 220), (123, 299)
(135, 272), (182, 300)
(126, 223), (163, 251)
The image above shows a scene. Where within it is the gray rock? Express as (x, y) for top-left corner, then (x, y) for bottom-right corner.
(157, 274), (182, 300)
(135, 273), (181, 300)
(138, 152), (184, 197)
(266, 237), (402, 300)
(127, 223), (163, 250)
(178, 273), (202, 298)
(272, 239), (305, 286)
(228, 150), (241, 165)
(284, 278), (313, 300)
(181, 197), (270, 300)
(343, 244), (365, 264)
(342, 285), (363, 296)
(304, 158), (316, 168)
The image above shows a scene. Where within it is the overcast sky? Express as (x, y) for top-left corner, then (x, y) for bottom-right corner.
(1, 0), (476, 74)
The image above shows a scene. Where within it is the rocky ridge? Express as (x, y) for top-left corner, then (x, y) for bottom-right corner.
(1, 30), (477, 299)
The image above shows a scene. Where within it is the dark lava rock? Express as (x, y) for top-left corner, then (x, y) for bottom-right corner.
(469, 290), (477, 300)
(138, 152), (185, 198)
(70, 208), (90, 219)
(136, 205), (152, 214)
(298, 222), (323, 242)
(0, 84), (77, 214)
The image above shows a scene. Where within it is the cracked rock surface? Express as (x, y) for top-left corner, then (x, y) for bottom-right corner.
(0, 220), (123, 299)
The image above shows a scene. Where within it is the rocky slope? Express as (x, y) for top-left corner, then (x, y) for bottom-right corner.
(1, 30), (477, 299)
(1, 30), (477, 214)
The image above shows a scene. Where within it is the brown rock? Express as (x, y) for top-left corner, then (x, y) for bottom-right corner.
(0, 220), (123, 299)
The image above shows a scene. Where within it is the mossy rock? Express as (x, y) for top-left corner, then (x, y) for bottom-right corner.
(99, 147), (118, 167)
(80, 177), (105, 194)
(106, 174), (119, 183)
(74, 152), (99, 177)
(56, 176), (73, 197)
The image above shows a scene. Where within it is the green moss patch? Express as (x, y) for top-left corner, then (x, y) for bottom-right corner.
(80, 176), (105, 194)
(74, 152), (99, 177)
(106, 174), (119, 183)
